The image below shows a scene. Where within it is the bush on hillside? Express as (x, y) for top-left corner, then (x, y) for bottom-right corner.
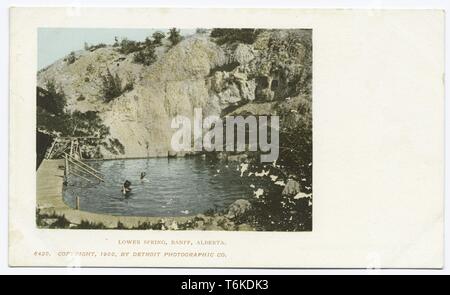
(133, 46), (156, 66)
(87, 43), (107, 52)
(117, 38), (141, 54)
(168, 28), (182, 46)
(64, 51), (77, 64)
(210, 28), (262, 45)
(152, 31), (166, 46)
(100, 68), (123, 102)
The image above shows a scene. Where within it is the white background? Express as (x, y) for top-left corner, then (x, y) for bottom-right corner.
(1, 0), (449, 275)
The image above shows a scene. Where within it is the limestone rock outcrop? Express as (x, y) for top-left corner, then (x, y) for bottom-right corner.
(37, 29), (311, 158)
(226, 199), (252, 219)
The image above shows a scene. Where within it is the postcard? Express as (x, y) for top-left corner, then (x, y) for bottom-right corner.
(9, 7), (444, 268)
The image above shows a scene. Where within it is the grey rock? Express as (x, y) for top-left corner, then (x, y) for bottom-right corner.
(282, 179), (301, 196)
(232, 44), (255, 64)
(161, 219), (178, 230)
(226, 199), (251, 219)
(221, 220), (236, 231)
(195, 214), (207, 221)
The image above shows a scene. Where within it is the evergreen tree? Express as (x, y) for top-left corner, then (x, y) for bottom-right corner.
(133, 46), (156, 66)
(152, 31), (165, 45)
(101, 68), (123, 102)
(168, 28), (182, 46)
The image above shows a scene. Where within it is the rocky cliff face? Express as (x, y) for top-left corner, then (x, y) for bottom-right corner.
(37, 29), (311, 158)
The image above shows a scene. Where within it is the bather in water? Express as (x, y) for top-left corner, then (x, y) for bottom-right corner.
(122, 180), (132, 196)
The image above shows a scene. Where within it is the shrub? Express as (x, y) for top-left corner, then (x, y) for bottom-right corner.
(87, 43), (107, 52)
(118, 38), (141, 54)
(132, 222), (155, 230)
(117, 221), (127, 229)
(133, 46), (156, 66)
(100, 68), (123, 102)
(37, 80), (67, 115)
(49, 214), (72, 229)
(143, 36), (152, 48)
(64, 51), (77, 64)
(75, 220), (107, 229)
(100, 68), (135, 102)
(102, 138), (125, 155)
(210, 28), (262, 45)
(168, 28), (182, 46)
(152, 31), (165, 45)
(36, 209), (71, 228)
(69, 110), (110, 138)
(36, 82), (124, 159)
(37, 83), (110, 138)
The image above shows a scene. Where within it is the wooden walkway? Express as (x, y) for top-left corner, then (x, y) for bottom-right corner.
(36, 159), (67, 211)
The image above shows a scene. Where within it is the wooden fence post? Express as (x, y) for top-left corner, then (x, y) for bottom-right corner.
(64, 154), (69, 177)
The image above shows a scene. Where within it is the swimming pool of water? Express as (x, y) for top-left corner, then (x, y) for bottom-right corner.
(63, 157), (253, 217)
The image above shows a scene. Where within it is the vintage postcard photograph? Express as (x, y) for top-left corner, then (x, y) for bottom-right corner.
(36, 27), (312, 232)
(9, 8), (444, 268)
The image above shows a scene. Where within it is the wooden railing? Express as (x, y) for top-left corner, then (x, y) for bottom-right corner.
(63, 152), (105, 183)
